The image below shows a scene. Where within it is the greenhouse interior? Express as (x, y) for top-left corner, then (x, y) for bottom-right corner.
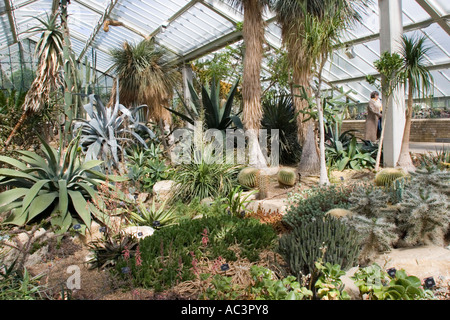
(0, 0), (449, 302)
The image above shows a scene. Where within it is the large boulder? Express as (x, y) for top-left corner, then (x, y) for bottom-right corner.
(373, 245), (450, 280)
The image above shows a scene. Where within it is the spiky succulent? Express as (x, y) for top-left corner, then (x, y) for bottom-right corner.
(74, 86), (155, 173)
(374, 168), (407, 188)
(348, 184), (389, 219)
(0, 132), (125, 233)
(238, 167), (259, 189)
(277, 168), (297, 187)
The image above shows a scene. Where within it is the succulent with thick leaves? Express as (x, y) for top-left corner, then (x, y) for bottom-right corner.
(277, 168), (296, 186)
(74, 86), (155, 172)
(374, 168), (407, 188)
(166, 77), (243, 130)
(0, 132), (126, 233)
(278, 215), (360, 280)
(128, 198), (177, 228)
(238, 167), (259, 189)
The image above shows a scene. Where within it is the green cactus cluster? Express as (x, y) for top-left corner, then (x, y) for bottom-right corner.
(238, 167), (259, 189)
(278, 215), (361, 279)
(277, 168), (297, 187)
(374, 168), (407, 188)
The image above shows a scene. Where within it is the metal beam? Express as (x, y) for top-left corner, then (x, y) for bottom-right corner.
(330, 61), (450, 85)
(342, 14), (450, 48)
(78, 0), (120, 61)
(147, 0), (199, 39)
(415, 0), (450, 36)
(3, 0), (18, 43)
(199, 0), (239, 26)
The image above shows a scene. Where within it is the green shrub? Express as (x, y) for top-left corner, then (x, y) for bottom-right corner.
(115, 214), (277, 291)
(283, 184), (351, 229)
(278, 215), (360, 280)
(0, 260), (44, 300)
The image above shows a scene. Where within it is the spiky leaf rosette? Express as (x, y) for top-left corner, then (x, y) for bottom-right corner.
(397, 186), (450, 246)
(0, 132), (127, 233)
(344, 215), (399, 263)
(348, 184), (389, 219)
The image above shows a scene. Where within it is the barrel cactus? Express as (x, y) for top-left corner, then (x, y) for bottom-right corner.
(238, 167), (259, 189)
(374, 168), (406, 187)
(277, 168), (297, 187)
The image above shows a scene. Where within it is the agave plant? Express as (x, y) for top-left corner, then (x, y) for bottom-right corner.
(128, 198), (177, 229)
(166, 77), (243, 130)
(0, 132), (125, 233)
(74, 84), (155, 172)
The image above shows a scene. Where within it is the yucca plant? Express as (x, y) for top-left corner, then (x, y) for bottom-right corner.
(5, 13), (65, 149)
(128, 198), (177, 229)
(0, 132), (125, 233)
(74, 86), (155, 173)
(166, 77), (243, 130)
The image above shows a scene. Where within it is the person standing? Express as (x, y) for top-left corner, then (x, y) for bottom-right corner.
(365, 91), (382, 142)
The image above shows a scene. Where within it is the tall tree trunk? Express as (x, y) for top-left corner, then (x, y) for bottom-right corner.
(316, 60), (330, 185)
(396, 79), (415, 172)
(292, 69), (320, 176)
(242, 0), (267, 168)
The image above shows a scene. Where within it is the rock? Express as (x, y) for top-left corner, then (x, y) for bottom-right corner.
(153, 180), (176, 202)
(137, 193), (150, 203)
(122, 226), (155, 239)
(201, 197), (214, 206)
(24, 245), (49, 268)
(373, 245), (450, 280)
(341, 267), (361, 300)
(246, 199), (287, 214)
(326, 208), (354, 219)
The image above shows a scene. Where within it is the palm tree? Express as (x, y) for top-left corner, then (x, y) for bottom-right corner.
(4, 13), (64, 149)
(272, 0), (364, 175)
(109, 39), (179, 148)
(225, 0), (272, 168)
(396, 34), (433, 172)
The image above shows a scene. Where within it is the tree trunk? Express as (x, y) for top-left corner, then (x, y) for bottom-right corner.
(396, 80), (415, 172)
(292, 69), (320, 176)
(242, 0), (267, 168)
(3, 110), (29, 150)
(315, 69), (330, 185)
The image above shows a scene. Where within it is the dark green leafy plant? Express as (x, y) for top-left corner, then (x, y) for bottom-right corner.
(115, 214), (277, 291)
(261, 93), (301, 164)
(279, 215), (360, 281)
(88, 233), (138, 269)
(0, 132), (124, 233)
(325, 129), (377, 171)
(225, 186), (257, 217)
(167, 77), (243, 130)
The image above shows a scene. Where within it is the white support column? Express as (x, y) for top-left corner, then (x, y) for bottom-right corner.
(378, 0), (406, 167)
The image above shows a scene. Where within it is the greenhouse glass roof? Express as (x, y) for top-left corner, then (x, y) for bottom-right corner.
(0, 0), (449, 103)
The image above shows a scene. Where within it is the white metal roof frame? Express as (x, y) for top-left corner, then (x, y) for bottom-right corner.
(0, 0), (449, 103)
